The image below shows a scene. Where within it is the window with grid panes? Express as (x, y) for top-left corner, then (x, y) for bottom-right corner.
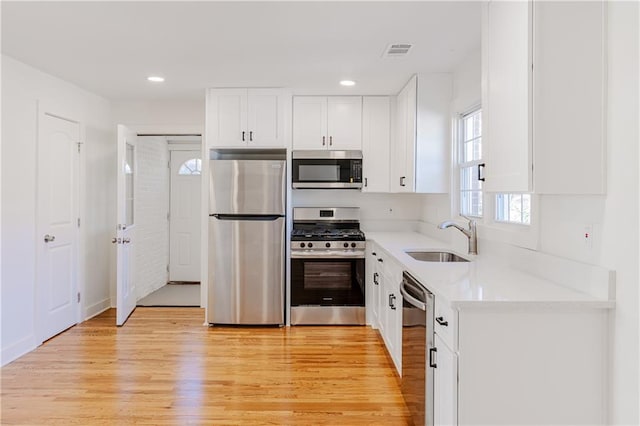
(458, 108), (483, 217)
(495, 193), (531, 224)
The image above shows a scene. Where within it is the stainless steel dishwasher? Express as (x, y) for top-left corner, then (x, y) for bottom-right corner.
(400, 271), (435, 426)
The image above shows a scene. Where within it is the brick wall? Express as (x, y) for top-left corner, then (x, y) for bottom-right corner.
(134, 136), (169, 300)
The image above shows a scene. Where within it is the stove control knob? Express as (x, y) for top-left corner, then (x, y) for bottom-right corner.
(300, 243), (306, 248)
(351, 243), (357, 248)
(308, 243), (313, 248)
(325, 242), (331, 248)
(343, 242), (349, 248)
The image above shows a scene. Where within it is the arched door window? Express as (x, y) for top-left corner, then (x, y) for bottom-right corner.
(178, 158), (201, 175)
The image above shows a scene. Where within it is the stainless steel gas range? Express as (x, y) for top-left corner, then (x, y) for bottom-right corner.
(290, 207), (365, 325)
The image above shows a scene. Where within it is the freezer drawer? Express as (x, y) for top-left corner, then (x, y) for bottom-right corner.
(209, 159), (286, 215)
(208, 215), (285, 325)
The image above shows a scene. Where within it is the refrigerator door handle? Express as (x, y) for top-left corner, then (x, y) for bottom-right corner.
(211, 214), (283, 221)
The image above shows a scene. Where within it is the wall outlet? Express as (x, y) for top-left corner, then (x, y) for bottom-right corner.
(583, 224), (593, 249)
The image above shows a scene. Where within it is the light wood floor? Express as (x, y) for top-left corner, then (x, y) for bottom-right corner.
(1, 308), (410, 425)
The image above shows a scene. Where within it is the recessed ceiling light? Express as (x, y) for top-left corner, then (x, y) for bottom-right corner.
(340, 80), (356, 87)
(147, 76), (165, 83)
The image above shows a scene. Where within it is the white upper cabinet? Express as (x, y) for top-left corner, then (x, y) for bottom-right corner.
(482, 0), (532, 193)
(482, 0), (607, 194)
(362, 96), (391, 193)
(532, 0), (607, 194)
(207, 88), (289, 148)
(293, 96), (362, 150)
(392, 74), (452, 193)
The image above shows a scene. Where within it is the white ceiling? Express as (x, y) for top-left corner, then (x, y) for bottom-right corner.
(1, 1), (481, 101)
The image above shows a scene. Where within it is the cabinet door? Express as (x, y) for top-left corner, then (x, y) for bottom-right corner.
(482, 0), (533, 192)
(384, 271), (402, 374)
(376, 261), (386, 337)
(362, 96), (391, 193)
(247, 89), (286, 147)
(366, 243), (380, 327)
(293, 96), (327, 150)
(532, 0), (606, 194)
(434, 334), (458, 426)
(327, 97), (363, 150)
(207, 88), (247, 147)
(392, 77), (416, 192)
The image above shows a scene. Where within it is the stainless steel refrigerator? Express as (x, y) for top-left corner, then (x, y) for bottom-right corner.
(207, 149), (286, 325)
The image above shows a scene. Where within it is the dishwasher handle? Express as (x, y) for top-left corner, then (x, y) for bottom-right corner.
(400, 281), (426, 311)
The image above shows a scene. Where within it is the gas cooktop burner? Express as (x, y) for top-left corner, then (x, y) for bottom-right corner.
(291, 228), (365, 241)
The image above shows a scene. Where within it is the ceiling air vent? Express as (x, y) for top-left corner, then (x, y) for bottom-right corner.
(383, 43), (413, 58)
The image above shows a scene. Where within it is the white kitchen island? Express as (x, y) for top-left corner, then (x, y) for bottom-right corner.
(366, 231), (614, 426)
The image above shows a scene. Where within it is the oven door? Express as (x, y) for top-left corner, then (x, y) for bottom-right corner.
(291, 154), (362, 189)
(291, 257), (365, 306)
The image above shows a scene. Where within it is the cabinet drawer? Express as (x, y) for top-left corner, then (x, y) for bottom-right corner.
(435, 299), (457, 350)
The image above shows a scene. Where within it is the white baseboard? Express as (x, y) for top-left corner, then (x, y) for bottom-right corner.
(1, 335), (39, 367)
(83, 298), (111, 321)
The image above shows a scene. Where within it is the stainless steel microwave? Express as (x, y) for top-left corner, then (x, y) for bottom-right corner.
(292, 150), (363, 189)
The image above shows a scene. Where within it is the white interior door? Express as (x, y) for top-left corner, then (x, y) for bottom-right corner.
(169, 150), (202, 282)
(37, 110), (80, 341)
(116, 125), (137, 326)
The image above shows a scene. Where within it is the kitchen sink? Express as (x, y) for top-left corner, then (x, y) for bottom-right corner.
(405, 251), (469, 262)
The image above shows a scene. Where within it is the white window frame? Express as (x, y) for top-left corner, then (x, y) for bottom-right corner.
(456, 106), (484, 219)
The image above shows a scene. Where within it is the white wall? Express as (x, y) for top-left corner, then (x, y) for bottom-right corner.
(421, 5), (639, 423)
(1, 55), (113, 365)
(420, 49), (481, 249)
(292, 190), (423, 232)
(111, 100), (205, 130)
(134, 136), (170, 300)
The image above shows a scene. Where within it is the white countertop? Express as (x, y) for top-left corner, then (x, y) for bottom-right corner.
(367, 232), (614, 309)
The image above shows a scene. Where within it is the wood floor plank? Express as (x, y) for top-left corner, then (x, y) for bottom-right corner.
(1, 308), (410, 425)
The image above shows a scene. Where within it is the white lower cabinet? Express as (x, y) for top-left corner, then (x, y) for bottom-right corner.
(434, 334), (457, 426)
(366, 242), (402, 375)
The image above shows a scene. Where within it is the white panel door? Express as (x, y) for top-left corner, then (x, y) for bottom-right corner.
(362, 96), (391, 193)
(292, 96), (327, 150)
(169, 150), (202, 282)
(37, 111), (80, 341)
(483, 0), (533, 192)
(207, 88), (247, 147)
(116, 125), (138, 326)
(247, 89), (284, 147)
(327, 96), (362, 150)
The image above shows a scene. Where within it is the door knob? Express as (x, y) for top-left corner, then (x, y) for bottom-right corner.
(44, 234), (55, 243)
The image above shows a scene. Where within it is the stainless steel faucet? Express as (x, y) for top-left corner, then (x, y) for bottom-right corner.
(438, 216), (478, 255)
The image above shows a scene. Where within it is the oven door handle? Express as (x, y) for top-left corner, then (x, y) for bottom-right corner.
(291, 251), (365, 259)
(400, 282), (426, 311)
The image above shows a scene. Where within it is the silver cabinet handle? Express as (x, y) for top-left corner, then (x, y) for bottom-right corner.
(249, 131), (253, 141)
(373, 272), (379, 285)
(112, 238), (118, 244)
(44, 234), (55, 243)
(364, 177), (368, 187)
(400, 176), (406, 187)
(123, 238), (131, 244)
(322, 136), (326, 146)
(329, 136), (333, 146)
